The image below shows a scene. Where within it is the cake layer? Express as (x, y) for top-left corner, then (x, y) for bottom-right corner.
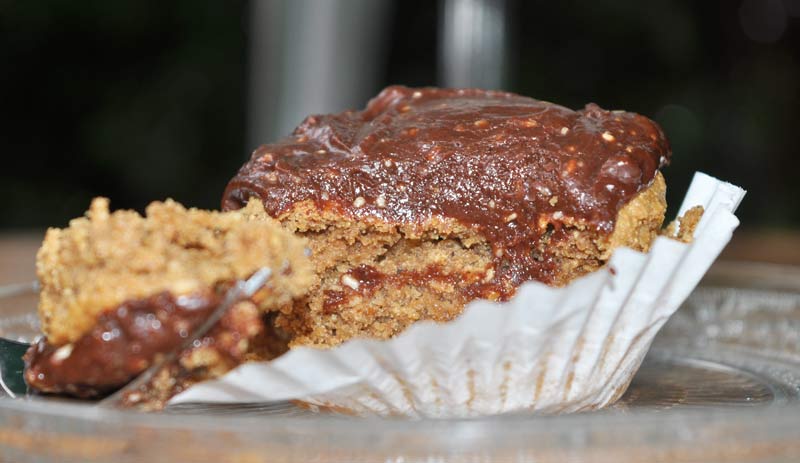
(274, 173), (665, 347)
(36, 198), (312, 346)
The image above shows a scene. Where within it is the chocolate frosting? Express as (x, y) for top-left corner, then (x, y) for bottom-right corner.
(24, 291), (223, 398)
(223, 86), (669, 289)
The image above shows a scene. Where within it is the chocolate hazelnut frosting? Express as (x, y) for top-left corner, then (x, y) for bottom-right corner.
(24, 291), (226, 398)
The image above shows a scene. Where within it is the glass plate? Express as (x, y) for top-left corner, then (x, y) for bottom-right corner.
(0, 262), (799, 462)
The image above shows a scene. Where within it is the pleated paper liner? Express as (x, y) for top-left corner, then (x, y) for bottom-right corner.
(170, 172), (745, 418)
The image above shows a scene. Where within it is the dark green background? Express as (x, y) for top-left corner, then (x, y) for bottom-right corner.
(1, 0), (798, 229)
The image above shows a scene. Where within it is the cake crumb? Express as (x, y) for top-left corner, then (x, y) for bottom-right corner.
(662, 206), (704, 243)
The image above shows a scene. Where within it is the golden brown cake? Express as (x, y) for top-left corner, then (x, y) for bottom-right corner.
(222, 86), (671, 347)
(24, 198), (313, 398)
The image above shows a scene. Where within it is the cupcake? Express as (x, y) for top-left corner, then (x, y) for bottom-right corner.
(24, 198), (313, 407)
(222, 86), (671, 347)
(172, 86), (743, 417)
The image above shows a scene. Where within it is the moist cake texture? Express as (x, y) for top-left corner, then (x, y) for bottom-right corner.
(223, 86), (671, 347)
(25, 198), (313, 397)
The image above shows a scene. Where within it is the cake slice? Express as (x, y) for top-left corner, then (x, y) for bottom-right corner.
(24, 198), (313, 399)
(222, 86), (671, 347)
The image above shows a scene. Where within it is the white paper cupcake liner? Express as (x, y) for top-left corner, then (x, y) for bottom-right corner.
(170, 172), (745, 418)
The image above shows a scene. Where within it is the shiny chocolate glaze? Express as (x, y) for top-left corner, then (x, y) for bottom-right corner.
(24, 291), (223, 398)
(223, 86), (669, 290)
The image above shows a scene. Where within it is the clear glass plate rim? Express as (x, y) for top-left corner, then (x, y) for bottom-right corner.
(3, 392), (800, 435)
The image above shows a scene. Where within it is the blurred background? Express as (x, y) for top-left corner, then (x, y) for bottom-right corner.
(1, 0), (799, 265)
